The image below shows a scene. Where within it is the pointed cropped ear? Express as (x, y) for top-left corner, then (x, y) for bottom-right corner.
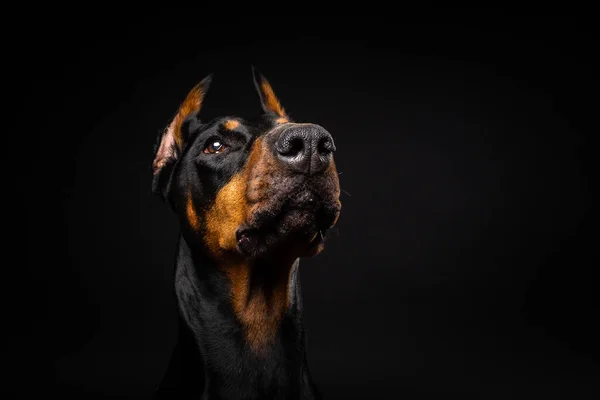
(152, 75), (211, 197)
(252, 67), (287, 118)
(152, 75), (212, 175)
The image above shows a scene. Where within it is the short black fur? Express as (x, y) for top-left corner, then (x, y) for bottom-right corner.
(152, 71), (339, 399)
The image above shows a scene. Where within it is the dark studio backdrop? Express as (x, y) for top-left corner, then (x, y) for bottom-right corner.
(12, 10), (597, 399)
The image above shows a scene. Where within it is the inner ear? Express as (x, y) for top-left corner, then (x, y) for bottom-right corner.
(252, 67), (287, 118)
(152, 75), (212, 175)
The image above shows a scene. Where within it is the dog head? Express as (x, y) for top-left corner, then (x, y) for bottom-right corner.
(152, 69), (341, 263)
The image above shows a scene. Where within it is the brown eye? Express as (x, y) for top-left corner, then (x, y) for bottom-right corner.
(203, 140), (228, 154)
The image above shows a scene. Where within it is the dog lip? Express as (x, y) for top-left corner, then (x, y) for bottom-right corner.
(236, 228), (256, 242)
(236, 229), (259, 254)
(244, 193), (335, 234)
(234, 189), (338, 256)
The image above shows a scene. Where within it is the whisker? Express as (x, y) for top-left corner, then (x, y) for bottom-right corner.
(341, 188), (352, 197)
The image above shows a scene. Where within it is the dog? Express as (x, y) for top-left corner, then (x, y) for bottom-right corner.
(151, 68), (341, 399)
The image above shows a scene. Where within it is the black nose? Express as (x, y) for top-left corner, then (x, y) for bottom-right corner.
(275, 124), (335, 174)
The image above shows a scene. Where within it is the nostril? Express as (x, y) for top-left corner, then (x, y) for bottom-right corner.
(317, 137), (336, 155)
(278, 136), (305, 157)
(289, 137), (305, 156)
(275, 126), (333, 173)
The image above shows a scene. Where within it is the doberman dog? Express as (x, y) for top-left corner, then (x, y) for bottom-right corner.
(151, 68), (341, 399)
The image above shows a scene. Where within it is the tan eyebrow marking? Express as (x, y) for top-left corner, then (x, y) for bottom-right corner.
(223, 120), (240, 130)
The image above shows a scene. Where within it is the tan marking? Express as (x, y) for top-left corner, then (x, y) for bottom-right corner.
(326, 160), (342, 230)
(153, 78), (209, 174)
(275, 117), (288, 124)
(203, 137), (273, 258)
(301, 160), (341, 258)
(204, 136), (293, 352)
(327, 161), (342, 210)
(204, 173), (248, 256)
(223, 119), (240, 130)
(202, 130), (342, 352)
(260, 80), (286, 117)
(186, 189), (201, 231)
(225, 260), (293, 353)
(172, 83), (207, 149)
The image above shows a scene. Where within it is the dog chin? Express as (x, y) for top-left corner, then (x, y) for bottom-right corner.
(236, 229), (324, 260)
(235, 208), (334, 259)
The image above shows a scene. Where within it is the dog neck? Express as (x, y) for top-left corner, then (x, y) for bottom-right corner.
(172, 234), (315, 399)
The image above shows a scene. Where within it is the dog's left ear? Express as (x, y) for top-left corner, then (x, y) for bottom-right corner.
(152, 75), (212, 197)
(252, 67), (288, 118)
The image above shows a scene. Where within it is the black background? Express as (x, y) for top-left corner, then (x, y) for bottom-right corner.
(12, 10), (597, 399)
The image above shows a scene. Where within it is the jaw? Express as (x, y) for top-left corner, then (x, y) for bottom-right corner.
(234, 184), (341, 260)
(235, 204), (339, 260)
(237, 228), (326, 260)
(197, 146), (342, 262)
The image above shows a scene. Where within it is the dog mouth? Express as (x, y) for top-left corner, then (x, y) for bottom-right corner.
(235, 189), (338, 258)
(236, 228), (326, 257)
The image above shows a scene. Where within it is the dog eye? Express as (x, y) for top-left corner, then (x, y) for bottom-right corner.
(203, 140), (229, 154)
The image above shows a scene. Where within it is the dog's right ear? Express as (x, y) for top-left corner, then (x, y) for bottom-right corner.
(252, 66), (287, 119)
(152, 75), (212, 198)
